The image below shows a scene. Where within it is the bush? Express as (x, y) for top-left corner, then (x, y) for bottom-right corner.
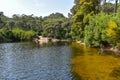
(24, 30), (37, 40)
(0, 28), (13, 42)
(84, 12), (120, 47)
(12, 28), (25, 41)
(84, 13), (110, 47)
(0, 28), (37, 42)
(12, 28), (37, 41)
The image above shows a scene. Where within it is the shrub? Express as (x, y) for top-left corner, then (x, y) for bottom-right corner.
(84, 13), (110, 47)
(0, 28), (13, 42)
(12, 28), (37, 41)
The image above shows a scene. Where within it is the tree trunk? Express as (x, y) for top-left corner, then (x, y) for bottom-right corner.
(114, 0), (118, 13)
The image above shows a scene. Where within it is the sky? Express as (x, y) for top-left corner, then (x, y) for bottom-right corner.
(0, 0), (74, 17)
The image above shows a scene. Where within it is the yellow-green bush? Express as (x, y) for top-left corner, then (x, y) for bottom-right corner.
(12, 28), (37, 41)
(84, 12), (120, 47)
(0, 28), (37, 42)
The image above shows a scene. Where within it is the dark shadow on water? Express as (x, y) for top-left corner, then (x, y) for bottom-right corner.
(110, 67), (120, 79)
(72, 72), (82, 80)
(99, 51), (120, 58)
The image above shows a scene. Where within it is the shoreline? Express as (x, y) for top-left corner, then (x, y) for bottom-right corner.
(34, 37), (120, 55)
(34, 36), (70, 44)
(76, 41), (120, 55)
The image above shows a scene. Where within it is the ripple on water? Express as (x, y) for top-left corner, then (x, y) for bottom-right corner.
(0, 42), (72, 80)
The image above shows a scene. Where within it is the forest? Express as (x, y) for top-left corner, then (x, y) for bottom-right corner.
(0, 12), (71, 42)
(71, 0), (120, 47)
(0, 0), (120, 48)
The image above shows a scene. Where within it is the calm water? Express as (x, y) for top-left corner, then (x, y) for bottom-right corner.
(0, 42), (120, 80)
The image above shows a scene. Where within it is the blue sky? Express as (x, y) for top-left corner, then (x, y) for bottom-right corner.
(0, 0), (74, 17)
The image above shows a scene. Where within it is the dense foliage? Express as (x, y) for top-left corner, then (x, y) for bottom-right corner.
(71, 0), (120, 47)
(85, 5), (120, 47)
(42, 14), (71, 39)
(71, 0), (100, 41)
(0, 0), (120, 47)
(84, 13), (111, 47)
(0, 12), (72, 42)
(0, 28), (37, 42)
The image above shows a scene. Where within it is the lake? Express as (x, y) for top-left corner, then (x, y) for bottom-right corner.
(0, 42), (120, 80)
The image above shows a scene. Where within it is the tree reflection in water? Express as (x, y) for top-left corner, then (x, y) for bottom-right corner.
(71, 43), (120, 80)
(110, 67), (120, 80)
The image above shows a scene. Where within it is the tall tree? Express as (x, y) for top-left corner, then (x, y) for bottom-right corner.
(71, 0), (100, 41)
(70, 0), (80, 16)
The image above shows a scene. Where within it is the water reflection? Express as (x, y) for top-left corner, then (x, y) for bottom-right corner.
(0, 42), (72, 80)
(110, 67), (120, 79)
(1, 42), (120, 80)
(71, 43), (120, 80)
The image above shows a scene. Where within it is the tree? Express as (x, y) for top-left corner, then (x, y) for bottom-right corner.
(0, 11), (72, 42)
(44, 13), (65, 20)
(71, 0), (100, 41)
(0, 18), (5, 28)
(0, 12), (4, 16)
(101, 3), (114, 13)
(70, 0), (80, 16)
(84, 13), (110, 47)
(7, 20), (15, 30)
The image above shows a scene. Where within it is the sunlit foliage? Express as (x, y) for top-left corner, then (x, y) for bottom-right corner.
(71, 0), (100, 41)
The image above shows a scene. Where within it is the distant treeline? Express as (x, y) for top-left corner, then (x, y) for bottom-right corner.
(0, 12), (72, 42)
